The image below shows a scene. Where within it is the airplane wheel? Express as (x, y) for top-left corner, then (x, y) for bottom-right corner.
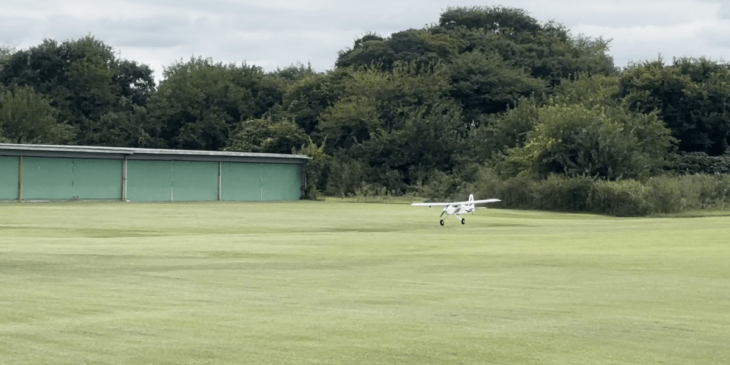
(461, 218), (466, 225)
(439, 220), (445, 226)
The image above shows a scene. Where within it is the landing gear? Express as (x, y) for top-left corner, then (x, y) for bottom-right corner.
(439, 220), (445, 226)
(461, 218), (466, 225)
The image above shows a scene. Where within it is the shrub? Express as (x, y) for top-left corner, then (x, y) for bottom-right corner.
(325, 155), (368, 198)
(587, 180), (653, 216)
(505, 104), (673, 180)
(673, 152), (730, 175)
(532, 175), (594, 212)
(470, 167), (730, 216)
(421, 170), (469, 201)
(294, 139), (329, 199)
(646, 176), (684, 213)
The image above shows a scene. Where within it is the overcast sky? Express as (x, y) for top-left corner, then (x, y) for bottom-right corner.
(2, 0), (729, 81)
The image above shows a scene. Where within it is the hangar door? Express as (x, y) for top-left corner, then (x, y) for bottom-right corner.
(221, 163), (261, 201)
(0, 156), (19, 200)
(221, 163), (301, 201)
(173, 161), (219, 201)
(126, 160), (219, 202)
(126, 160), (172, 202)
(262, 164), (301, 201)
(21, 157), (122, 200)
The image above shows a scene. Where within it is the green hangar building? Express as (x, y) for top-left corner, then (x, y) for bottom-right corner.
(0, 144), (308, 202)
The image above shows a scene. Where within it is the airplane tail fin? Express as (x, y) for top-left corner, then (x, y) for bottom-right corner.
(469, 194), (474, 202)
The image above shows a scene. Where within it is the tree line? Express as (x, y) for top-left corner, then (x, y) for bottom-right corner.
(1, 6), (730, 210)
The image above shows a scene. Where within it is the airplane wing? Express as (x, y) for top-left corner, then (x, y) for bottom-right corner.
(411, 199), (500, 206)
(411, 202), (453, 207)
(442, 199), (501, 205)
(471, 199), (501, 204)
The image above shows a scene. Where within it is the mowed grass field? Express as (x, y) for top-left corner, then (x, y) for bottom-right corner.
(1, 201), (729, 365)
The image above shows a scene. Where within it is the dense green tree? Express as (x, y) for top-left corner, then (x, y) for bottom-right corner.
(293, 139), (330, 198)
(673, 152), (730, 175)
(0, 86), (74, 144)
(334, 6), (614, 136)
(337, 29), (462, 71)
(448, 51), (545, 121)
(439, 6), (541, 33)
(115, 59), (156, 106)
(318, 64), (467, 192)
(470, 98), (540, 160)
(503, 103), (673, 180)
(324, 100), (468, 195)
(476, 74), (628, 161)
(438, 6), (616, 85)
(148, 57), (282, 150)
(324, 153), (370, 196)
(318, 63), (452, 150)
(0, 45), (15, 74)
(619, 57), (730, 155)
(0, 45), (13, 58)
(491, 75), (673, 179)
(337, 6), (615, 84)
(0, 36), (155, 146)
(318, 94), (380, 150)
(226, 116), (308, 154)
(550, 73), (622, 107)
(269, 62), (319, 82)
(279, 71), (345, 135)
(357, 101), (467, 185)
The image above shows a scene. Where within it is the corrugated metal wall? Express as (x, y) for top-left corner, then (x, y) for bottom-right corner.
(22, 157), (122, 200)
(70, 159), (122, 200)
(263, 164), (301, 201)
(220, 163), (302, 201)
(221, 163), (262, 201)
(126, 160), (172, 202)
(24, 157), (74, 199)
(172, 161), (219, 202)
(1, 155), (302, 202)
(0, 156), (19, 200)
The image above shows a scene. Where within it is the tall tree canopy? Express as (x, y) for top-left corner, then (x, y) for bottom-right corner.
(336, 6), (615, 123)
(0, 36), (155, 146)
(619, 57), (730, 155)
(337, 6), (616, 82)
(503, 76), (674, 180)
(0, 45), (15, 74)
(315, 63), (468, 193)
(437, 6), (615, 83)
(0, 86), (74, 144)
(147, 57), (283, 150)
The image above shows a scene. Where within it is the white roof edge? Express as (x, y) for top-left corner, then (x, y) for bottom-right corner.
(0, 143), (310, 160)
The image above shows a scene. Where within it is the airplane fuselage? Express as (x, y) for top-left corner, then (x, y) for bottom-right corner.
(444, 203), (475, 215)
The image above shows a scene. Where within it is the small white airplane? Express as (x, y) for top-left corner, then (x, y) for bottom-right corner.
(412, 194), (501, 226)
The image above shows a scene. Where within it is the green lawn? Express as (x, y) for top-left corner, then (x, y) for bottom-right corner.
(1, 201), (728, 364)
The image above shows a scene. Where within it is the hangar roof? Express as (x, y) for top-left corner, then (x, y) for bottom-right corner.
(0, 143), (309, 164)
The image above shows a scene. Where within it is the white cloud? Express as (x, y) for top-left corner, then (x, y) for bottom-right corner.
(721, 2), (730, 18)
(1, 0), (729, 80)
